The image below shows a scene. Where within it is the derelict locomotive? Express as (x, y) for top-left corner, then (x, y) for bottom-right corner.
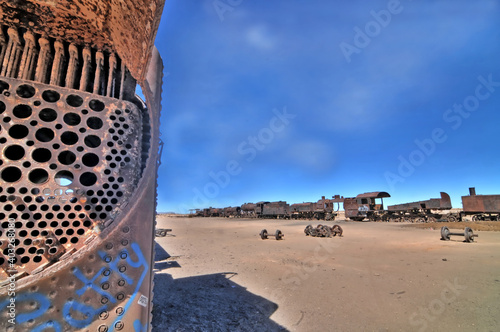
(194, 188), (500, 222)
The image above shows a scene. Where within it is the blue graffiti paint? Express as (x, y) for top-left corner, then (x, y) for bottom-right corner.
(133, 319), (148, 332)
(31, 320), (62, 332)
(2, 242), (148, 331)
(63, 300), (107, 329)
(73, 266), (116, 303)
(0, 293), (51, 324)
(98, 250), (133, 285)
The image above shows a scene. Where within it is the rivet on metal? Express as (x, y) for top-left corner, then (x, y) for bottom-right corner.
(114, 321), (124, 330)
(97, 325), (108, 332)
(99, 310), (109, 320)
(116, 307), (124, 316)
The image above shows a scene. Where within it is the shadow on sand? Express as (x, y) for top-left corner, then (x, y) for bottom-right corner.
(152, 243), (287, 331)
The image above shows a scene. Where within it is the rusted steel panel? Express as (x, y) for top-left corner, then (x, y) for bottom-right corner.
(343, 197), (361, 218)
(0, 0), (165, 82)
(388, 192), (452, 211)
(463, 195), (500, 213)
(262, 201), (289, 216)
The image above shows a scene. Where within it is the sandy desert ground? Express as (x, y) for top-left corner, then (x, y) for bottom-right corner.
(152, 216), (500, 331)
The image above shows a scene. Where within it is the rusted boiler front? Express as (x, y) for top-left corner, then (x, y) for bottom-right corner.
(0, 1), (165, 331)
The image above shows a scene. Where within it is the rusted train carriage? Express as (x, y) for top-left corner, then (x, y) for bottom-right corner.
(0, 1), (165, 331)
(260, 201), (290, 219)
(387, 192), (452, 222)
(461, 187), (500, 221)
(290, 195), (343, 220)
(290, 202), (315, 219)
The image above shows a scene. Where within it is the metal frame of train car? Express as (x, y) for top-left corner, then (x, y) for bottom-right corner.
(461, 187), (500, 221)
(344, 192), (391, 221)
(386, 192), (452, 222)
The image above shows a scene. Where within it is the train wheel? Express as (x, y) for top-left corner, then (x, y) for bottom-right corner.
(322, 225), (332, 237)
(260, 229), (268, 239)
(332, 224), (343, 237)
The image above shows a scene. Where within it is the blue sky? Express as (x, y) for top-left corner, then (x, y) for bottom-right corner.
(154, 0), (500, 213)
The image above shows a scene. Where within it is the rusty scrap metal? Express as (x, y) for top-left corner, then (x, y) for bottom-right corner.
(304, 224), (343, 238)
(440, 226), (477, 243)
(462, 187), (500, 221)
(155, 228), (172, 237)
(259, 229), (284, 240)
(388, 192), (452, 211)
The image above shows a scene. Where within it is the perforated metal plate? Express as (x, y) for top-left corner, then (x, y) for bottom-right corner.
(0, 77), (143, 278)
